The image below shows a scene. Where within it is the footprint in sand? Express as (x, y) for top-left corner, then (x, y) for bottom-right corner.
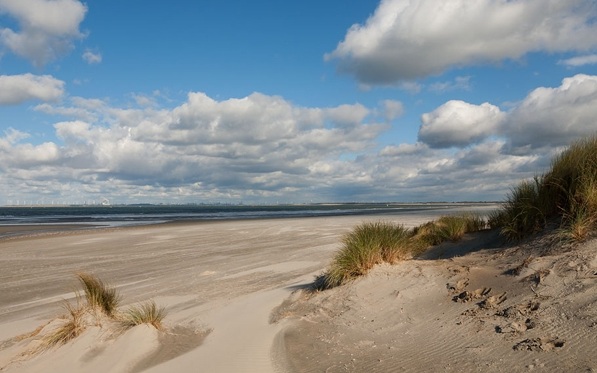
(446, 278), (469, 294)
(451, 287), (491, 303)
(513, 337), (565, 352)
(478, 292), (507, 309)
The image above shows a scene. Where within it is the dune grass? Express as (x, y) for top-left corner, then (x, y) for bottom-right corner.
(323, 222), (414, 289)
(321, 133), (597, 290)
(492, 135), (597, 241)
(38, 300), (86, 350)
(413, 214), (486, 246)
(31, 272), (167, 352)
(321, 215), (487, 289)
(119, 301), (167, 330)
(77, 272), (121, 317)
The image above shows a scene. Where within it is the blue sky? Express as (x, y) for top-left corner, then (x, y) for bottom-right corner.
(1, 0), (597, 205)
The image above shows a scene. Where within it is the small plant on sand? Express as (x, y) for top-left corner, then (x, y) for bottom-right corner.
(323, 222), (414, 289)
(119, 300), (167, 330)
(38, 300), (86, 350)
(23, 273), (168, 357)
(77, 272), (120, 317)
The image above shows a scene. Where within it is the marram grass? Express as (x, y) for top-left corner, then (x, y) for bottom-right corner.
(321, 215), (489, 289)
(492, 135), (597, 241)
(30, 272), (167, 353)
(322, 216), (488, 289)
(119, 300), (167, 330)
(38, 300), (86, 351)
(412, 213), (487, 247)
(76, 272), (121, 316)
(323, 221), (414, 289)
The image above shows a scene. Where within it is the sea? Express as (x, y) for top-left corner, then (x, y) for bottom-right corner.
(0, 202), (498, 238)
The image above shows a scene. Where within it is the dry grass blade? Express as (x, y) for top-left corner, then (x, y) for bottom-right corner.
(37, 301), (86, 351)
(77, 272), (120, 317)
(120, 301), (167, 330)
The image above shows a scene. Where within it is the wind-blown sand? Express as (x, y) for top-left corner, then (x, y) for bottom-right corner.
(1, 208), (596, 372)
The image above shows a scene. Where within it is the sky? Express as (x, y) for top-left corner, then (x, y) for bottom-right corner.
(1, 0), (597, 205)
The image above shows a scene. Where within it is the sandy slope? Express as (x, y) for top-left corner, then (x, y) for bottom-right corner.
(274, 230), (597, 372)
(5, 205), (594, 372)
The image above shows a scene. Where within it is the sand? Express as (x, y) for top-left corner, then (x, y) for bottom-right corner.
(1, 208), (596, 372)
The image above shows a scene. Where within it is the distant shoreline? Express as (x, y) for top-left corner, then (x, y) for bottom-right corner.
(0, 202), (500, 240)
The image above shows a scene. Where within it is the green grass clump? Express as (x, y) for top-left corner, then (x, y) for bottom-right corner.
(321, 215), (489, 290)
(119, 301), (167, 330)
(323, 222), (414, 289)
(77, 272), (121, 317)
(413, 214), (487, 246)
(492, 135), (597, 241)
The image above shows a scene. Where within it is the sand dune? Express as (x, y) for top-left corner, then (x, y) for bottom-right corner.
(1, 208), (595, 372)
(275, 230), (597, 372)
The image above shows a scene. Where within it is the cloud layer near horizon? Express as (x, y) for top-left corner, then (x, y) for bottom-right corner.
(2, 74), (597, 203)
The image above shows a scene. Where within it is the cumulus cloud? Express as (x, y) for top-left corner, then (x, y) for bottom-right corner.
(82, 49), (102, 64)
(418, 100), (504, 148)
(326, 0), (597, 84)
(0, 74), (64, 105)
(4, 75), (597, 203)
(504, 74), (597, 153)
(417, 74), (597, 154)
(0, 0), (87, 66)
(0, 92), (390, 202)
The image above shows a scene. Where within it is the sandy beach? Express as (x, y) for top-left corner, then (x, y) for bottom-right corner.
(1, 208), (596, 372)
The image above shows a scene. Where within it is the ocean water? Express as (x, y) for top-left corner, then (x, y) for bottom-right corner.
(0, 203), (493, 227)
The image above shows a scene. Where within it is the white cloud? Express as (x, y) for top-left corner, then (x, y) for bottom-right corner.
(0, 74), (64, 105)
(82, 49), (102, 64)
(4, 75), (597, 203)
(326, 0), (597, 84)
(325, 103), (370, 128)
(504, 74), (597, 153)
(418, 100), (504, 148)
(417, 74), (597, 153)
(0, 0), (87, 66)
(559, 54), (597, 67)
(1, 92), (389, 202)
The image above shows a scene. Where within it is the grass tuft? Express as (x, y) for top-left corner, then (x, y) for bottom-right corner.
(492, 135), (597, 241)
(321, 214), (490, 290)
(119, 301), (167, 330)
(38, 300), (86, 350)
(24, 273), (168, 356)
(323, 222), (414, 289)
(76, 272), (120, 317)
(413, 214), (487, 246)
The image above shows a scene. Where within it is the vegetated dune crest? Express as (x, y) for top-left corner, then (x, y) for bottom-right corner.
(273, 228), (597, 373)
